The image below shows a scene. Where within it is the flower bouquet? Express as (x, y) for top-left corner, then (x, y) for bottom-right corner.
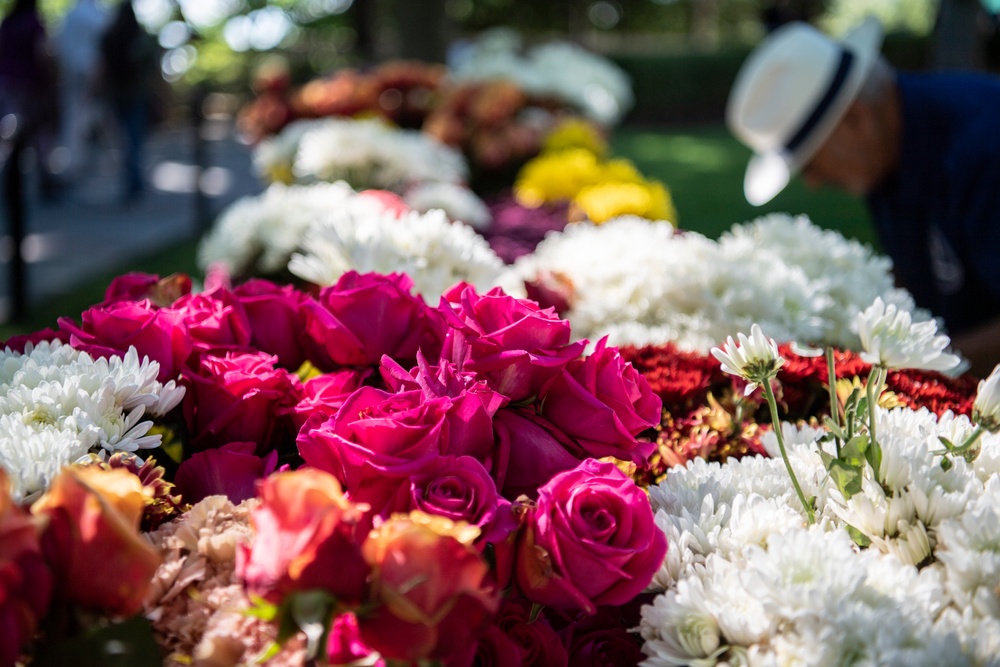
(3, 270), (669, 666)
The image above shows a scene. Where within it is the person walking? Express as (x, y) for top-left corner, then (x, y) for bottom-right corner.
(99, 0), (160, 202)
(54, 0), (110, 181)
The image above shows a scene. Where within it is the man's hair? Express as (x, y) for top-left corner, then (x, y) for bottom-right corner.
(856, 56), (895, 104)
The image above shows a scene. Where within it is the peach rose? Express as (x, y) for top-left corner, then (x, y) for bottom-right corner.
(32, 467), (161, 617)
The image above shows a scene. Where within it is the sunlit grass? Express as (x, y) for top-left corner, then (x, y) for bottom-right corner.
(612, 126), (877, 246)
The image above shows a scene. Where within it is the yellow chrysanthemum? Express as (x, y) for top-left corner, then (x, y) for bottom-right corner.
(514, 148), (606, 207)
(572, 179), (678, 224)
(542, 117), (608, 157)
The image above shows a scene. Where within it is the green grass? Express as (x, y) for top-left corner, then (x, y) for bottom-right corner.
(0, 125), (880, 341)
(611, 126), (878, 247)
(0, 239), (202, 341)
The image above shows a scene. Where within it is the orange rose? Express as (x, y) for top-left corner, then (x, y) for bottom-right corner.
(32, 467), (160, 617)
(360, 511), (499, 663)
(236, 469), (370, 604)
(0, 469), (52, 667)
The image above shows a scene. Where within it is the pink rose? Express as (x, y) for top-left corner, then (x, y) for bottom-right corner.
(360, 512), (499, 663)
(101, 272), (192, 306)
(289, 368), (372, 431)
(301, 271), (445, 369)
(174, 441), (278, 504)
(461, 624), (524, 667)
(491, 408), (584, 500)
(391, 455), (517, 548)
(381, 353), (508, 466)
(170, 287), (252, 358)
(181, 352), (302, 453)
(32, 467), (161, 617)
(59, 299), (192, 382)
(297, 386), (450, 515)
(439, 284), (586, 402)
(515, 459), (666, 614)
(0, 469), (51, 667)
(233, 279), (311, 371)
(540, 336), (661, 464)
(237, 469), (369, 603)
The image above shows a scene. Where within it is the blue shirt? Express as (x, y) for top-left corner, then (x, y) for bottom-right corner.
(867, 72), (1000, 335)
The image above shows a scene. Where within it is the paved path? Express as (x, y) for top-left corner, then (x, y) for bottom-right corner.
(0, 117), (263, 322)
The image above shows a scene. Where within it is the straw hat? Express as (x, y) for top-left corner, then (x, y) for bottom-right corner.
(726, 17), (884, 205)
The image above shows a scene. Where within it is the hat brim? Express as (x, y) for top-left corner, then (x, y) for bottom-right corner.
(743, 17), (884, 206)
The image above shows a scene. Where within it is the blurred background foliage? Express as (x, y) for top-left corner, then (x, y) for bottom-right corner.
(5, 0), (961, 100)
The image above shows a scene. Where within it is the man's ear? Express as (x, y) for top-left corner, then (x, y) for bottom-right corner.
(841, 99), (877, 137)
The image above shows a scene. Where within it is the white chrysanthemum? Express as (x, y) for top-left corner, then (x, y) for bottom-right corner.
(252, 118), (325, 183)
(936, 488), (1000, 619)
(973, 364), (1000, 433)
(292, 117), (467, 192)
(858, 297), (961, 372)
(512, 213), (917, 353)
(288, 207), (505, 303)
(403, 182), (492, 231)
(449, 29), (634, 126)
(0, 340), (180, 502)
(198, 181), (359, 277)
(711, 324), (784, 395)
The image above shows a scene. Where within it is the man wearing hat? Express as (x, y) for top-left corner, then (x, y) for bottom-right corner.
(727, 17), (1000, 377)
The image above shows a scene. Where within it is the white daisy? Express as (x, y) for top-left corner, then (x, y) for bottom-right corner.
(858, 297), (961, 372)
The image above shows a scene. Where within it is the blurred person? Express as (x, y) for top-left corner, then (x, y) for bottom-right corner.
(726, 17), (1000, 377)
(0, 0), (61, 199)
(54, 0), (111, 180)
(99, 0), (159, 202)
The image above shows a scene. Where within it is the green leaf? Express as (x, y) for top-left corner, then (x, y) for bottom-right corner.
(528, 603), (545, 624)
(937, 436), (957, 452)
(846, 524), (872, 548)
(32, 616), (161, 667)
(243, 593), (279, 622)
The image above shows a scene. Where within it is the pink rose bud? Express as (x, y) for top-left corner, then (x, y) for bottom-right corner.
(540, 336), (661, 464)
(438, 283), (586, 402)
(59, 299), (193, 382)
(174, 441), (278, 504)
(515, 459), (666, 615)
(301, 271), (445, 369)
(169, 287), (253, 359)
(182, 351), (302, 453)
(233, 279), (311, 371)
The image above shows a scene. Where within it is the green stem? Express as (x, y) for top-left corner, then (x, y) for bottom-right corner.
(948, 424), (986, 458)
(825, 347), (842, 457)
(763, 379), (815, 524)
(866, 365), (883, 476)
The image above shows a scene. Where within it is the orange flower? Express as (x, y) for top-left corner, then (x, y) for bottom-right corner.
(0, 469), (51, 667)
(237, 469), (370, 604)
(360, 511), (499, 663)
(32, 466), (160, 617)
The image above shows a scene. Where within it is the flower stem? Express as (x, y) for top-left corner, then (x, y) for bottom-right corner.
(946, 424), (986, 461)
(825, 347), (842, 457)
(866, 365), (883, 476)
(763, 379), (815, 524)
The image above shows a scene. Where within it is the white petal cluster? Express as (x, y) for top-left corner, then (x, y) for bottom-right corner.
(511, 213), (918, 352)
(641, 405), (1000, 666)
(252, 118), (324, 184)
(289, 117), (468, 192)
(858, 296), (961, 372)
(449, 28), (634, 126)
(403, 182), (493, 231)
(0, 341), (183, 502)
(197, 181), (365, 277)
(288, 207), (505, 303)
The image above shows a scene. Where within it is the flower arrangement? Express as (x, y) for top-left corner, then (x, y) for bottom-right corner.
(639, 313), (1000, 666)
(449, 28), (635, 127)
(3, 270), (671, 665)
(197, 182), (504, 294)
(509, 213), (923, 351)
